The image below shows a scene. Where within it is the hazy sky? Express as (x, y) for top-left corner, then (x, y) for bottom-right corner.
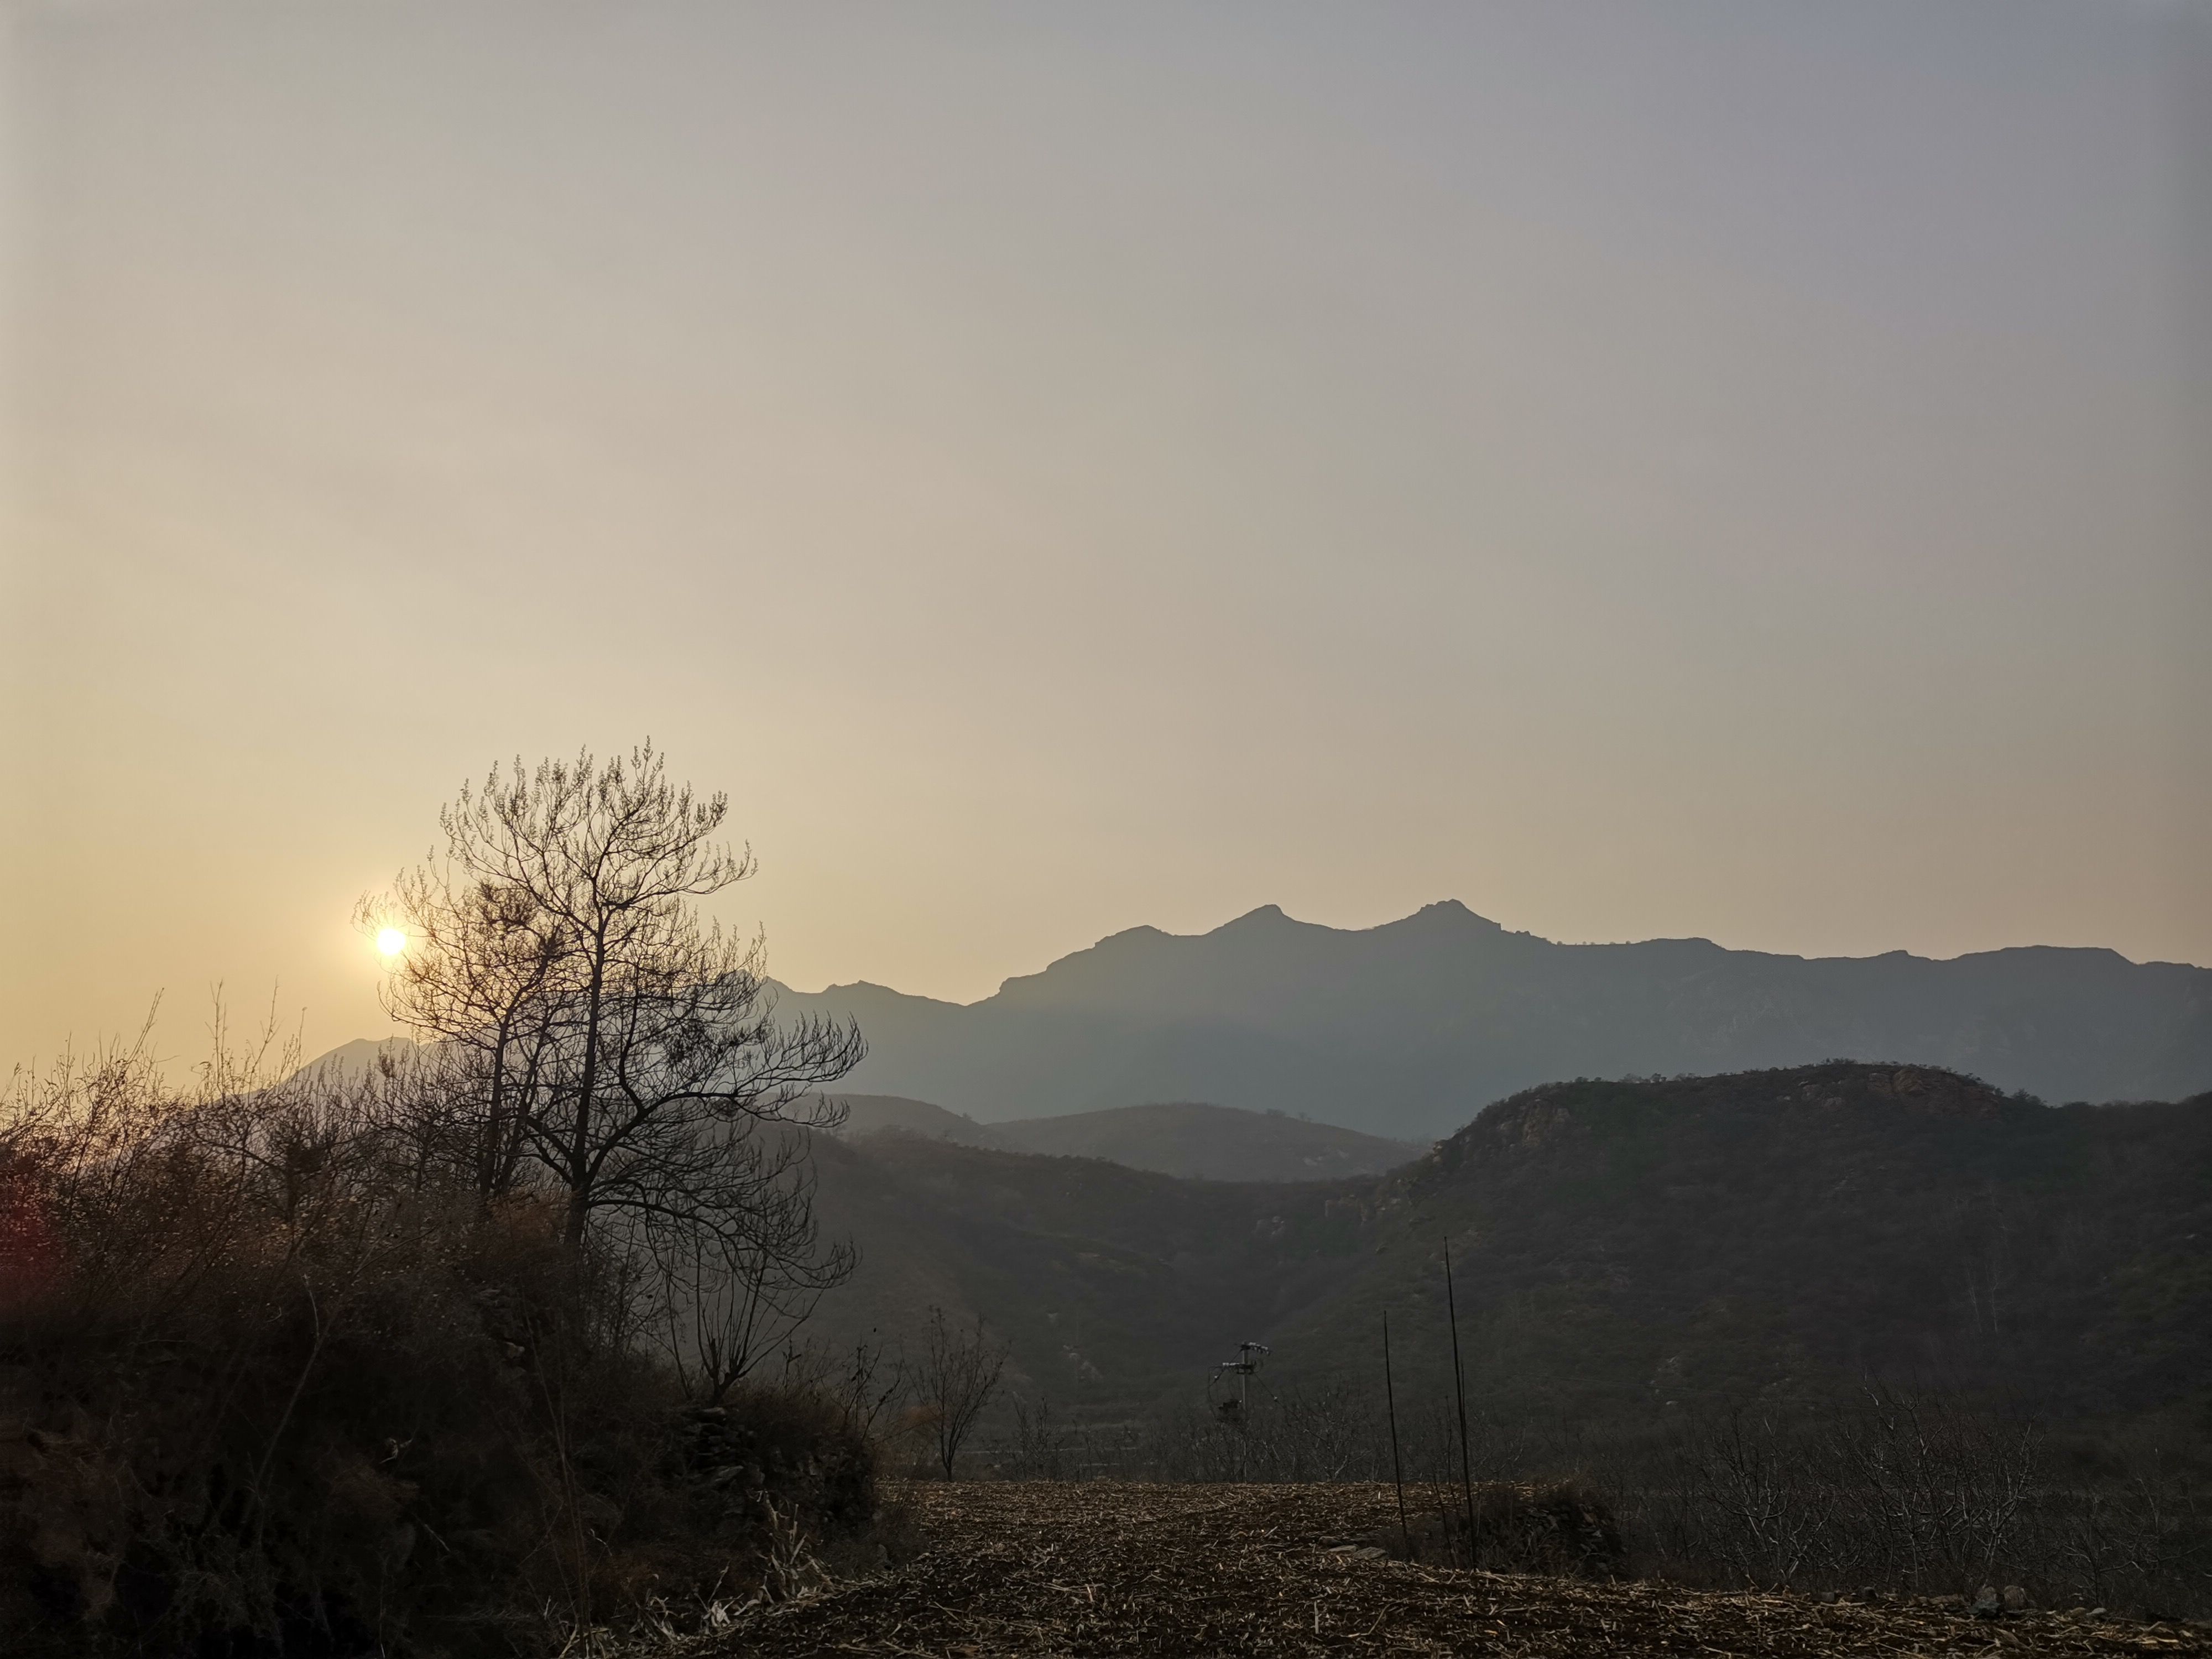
(4, 1), (2207, 1067)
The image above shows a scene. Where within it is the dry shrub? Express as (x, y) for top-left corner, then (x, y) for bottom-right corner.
(677, 1384), (877, 1554)
(0, 1030), (878, 1656)
(1376, 1481), (1627, 1578)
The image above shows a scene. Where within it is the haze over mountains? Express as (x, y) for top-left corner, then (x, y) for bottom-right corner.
(296, 909), (2212, 1438)
(824, 1094), (1422, 1182)
(778, 902), (2212, 1139)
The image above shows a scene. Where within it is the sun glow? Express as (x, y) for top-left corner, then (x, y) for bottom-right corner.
(375, 927), (407, 958)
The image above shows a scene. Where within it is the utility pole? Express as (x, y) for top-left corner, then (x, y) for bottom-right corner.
(1444, 1236), (1477, 1567)
(1384, 1309), (1409, 1556)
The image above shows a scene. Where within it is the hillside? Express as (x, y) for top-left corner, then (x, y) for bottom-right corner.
(1284, 1064), (2212, 1428)
(803, 1063), (2212, 1437)
(987, 1102), (1423, 1181)
(775, 903), (2212, 1138)
(827, 1092), (993, 1143)
(821, 1093), (1422, 1181)
(804, 1131), (1317, 1407)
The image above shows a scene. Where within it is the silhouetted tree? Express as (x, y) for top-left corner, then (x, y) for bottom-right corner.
(660, 1134), (855, 1401)
(919, 1306), (1009, 1480)
(360, 744), (864, 1308)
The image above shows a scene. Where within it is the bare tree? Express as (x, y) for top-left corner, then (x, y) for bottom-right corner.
(356, 870), (567, 1207)
(658, 1128), (856, 1401)
(919, 1306), (1009, 1480)
(358, 747), (865, 1392)
(777, 1332), (914, 1445)
(361, 744), (865, 1258)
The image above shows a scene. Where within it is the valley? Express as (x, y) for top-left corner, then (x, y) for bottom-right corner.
(805, 1063), (2212, 1443)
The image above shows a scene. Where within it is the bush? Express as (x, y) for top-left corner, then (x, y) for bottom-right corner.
(1373, 1482), (1627, 1577)
(0, 1035), (879, 1655)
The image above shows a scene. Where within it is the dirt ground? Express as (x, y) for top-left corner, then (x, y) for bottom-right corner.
(700, 1483), (2212, 1657)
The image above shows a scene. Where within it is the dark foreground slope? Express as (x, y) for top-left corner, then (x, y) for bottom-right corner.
(807, 1064), (2212, 1436)
(779, 902), (2212, 1138)
(708, 1484), (2211, 1658)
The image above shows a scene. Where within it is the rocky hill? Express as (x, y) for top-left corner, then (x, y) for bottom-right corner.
(1277, 1063), (2212, 1428)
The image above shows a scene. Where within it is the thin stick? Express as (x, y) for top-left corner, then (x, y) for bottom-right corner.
(1383, 1309), (1410, 1557)
(1444, 1235), (1477, 1568)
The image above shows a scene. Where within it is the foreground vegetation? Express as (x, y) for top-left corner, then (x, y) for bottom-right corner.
(0, 1033), (889, 1656)
(980, 1387), (2211, 1620)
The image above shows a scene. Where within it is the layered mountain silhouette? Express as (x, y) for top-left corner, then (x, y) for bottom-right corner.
(821, 1093), (1422, 1181)
(778, 902), (2212, 1139)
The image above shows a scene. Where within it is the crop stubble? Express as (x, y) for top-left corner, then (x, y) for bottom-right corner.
(706, 1483), (2210, 1658)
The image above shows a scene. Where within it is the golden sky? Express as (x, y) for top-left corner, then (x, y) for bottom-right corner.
(4, 1), (2208, 1067)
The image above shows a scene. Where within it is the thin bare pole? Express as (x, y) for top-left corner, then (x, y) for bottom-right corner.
(1383, 1309), (1410, 1557)
(1444, 1235), (1477, 1568)
(1238, 1343), (1255, 1482)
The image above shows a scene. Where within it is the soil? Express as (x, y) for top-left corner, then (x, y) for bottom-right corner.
(696, 1482), (2212, 1657)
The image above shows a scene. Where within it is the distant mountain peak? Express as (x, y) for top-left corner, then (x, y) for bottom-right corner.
(296, 1036), (418, 1082)
(1401, 898), (1501, 930)
(1210, 900), (1504, 938)
(804, 979), (964, 1010)
(1215, 904), (1302, 932)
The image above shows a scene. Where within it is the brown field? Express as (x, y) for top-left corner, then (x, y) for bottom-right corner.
(700, 1483), (2212, 1657)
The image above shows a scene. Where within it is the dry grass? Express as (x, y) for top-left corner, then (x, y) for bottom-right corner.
(692, 1482), (2212, 1657)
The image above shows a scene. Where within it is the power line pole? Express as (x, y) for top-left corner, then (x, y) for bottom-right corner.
(1444, 1235), (1477, 1568)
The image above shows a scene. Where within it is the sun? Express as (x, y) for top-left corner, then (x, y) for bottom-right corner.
(375, 926), (408, 958)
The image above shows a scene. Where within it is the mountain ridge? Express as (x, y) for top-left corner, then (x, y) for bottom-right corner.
(774, 904), (2212, 1138)
(809, 905), (2182, 1010)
